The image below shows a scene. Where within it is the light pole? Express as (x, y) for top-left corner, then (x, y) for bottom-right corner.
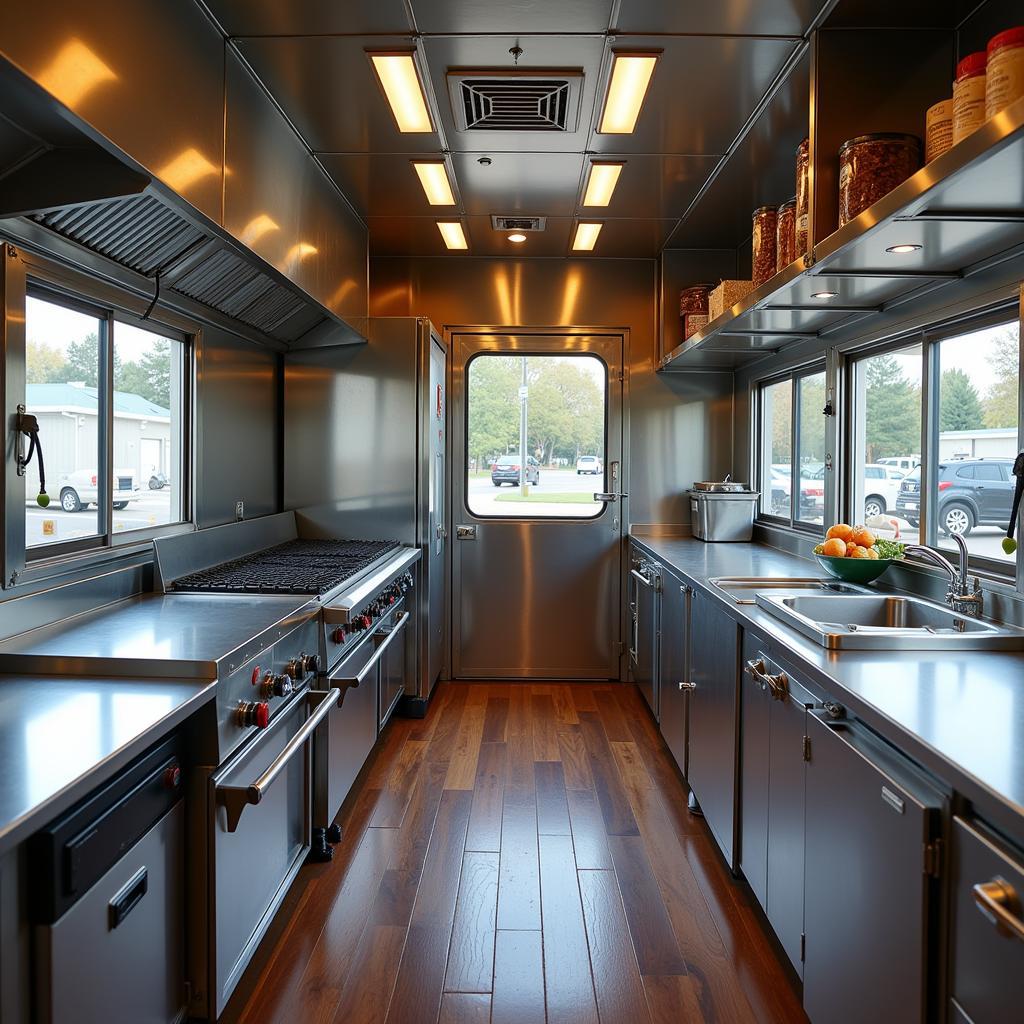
(519, 356), (529, 497)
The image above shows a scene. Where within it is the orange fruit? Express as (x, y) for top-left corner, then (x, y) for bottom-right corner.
(866, 547), (880, 560)
(852, 527), (876, 548)
(821, 537), (847, 558)
(826, 523), (854, 542)
(848, 545), (870, 559)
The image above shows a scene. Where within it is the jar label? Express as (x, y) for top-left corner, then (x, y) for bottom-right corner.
(797, 213), (808, 233)
(986, 45), (1024, 119)
(953, 75), (988, 144)
(752, 222), (761, 251)
(838, 160), (852, 191)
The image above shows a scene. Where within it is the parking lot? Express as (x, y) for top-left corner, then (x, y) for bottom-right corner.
(26, 489), (174, 546)
(467, 468), (605, 517)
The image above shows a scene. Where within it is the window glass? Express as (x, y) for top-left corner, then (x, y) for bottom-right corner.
(760, 378), (793, 517)
(796, 371), (827, 526)
(935, 321), (1019, 565)
(24, 296), (103, 548)
(112, 321), (185, 534)
(466, 354), (607, 519)
(851, 344), (922, 541)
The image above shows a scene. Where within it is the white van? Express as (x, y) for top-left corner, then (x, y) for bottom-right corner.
(877, 456), (920, 473)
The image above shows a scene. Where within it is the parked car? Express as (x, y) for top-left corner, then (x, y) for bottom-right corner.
(863, 463), (908, 518)
(58, 469), (139, 512)
(576, 455), (602, 475)
(895, 458), (1014, 536)
(491, 454), (540, 487)
(878, 455), (920, 473)
(149, 471), (168, 490)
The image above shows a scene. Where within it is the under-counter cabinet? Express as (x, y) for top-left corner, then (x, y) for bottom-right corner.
(688, 589), (740, 868)
(658, 571), (692, 774)
(739, 637), (813, 976)
(802, 709), (945, 1024)
(628, 546), (661, 719)
(949, 816), (1024, 1023)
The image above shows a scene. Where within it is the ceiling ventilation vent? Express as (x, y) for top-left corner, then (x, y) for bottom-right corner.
(491, 215), (547, 232)
(448, 70), (583, 133)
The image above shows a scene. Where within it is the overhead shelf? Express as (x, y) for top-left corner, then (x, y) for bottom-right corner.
(659, 92), (1024, 372)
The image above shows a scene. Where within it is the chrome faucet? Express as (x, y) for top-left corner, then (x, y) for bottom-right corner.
(905, 533), (984, 618)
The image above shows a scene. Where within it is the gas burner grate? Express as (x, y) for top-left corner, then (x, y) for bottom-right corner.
(170, 539), (400, 595)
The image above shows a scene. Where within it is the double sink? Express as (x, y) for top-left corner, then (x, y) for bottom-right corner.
(710, 577), (1024, 650)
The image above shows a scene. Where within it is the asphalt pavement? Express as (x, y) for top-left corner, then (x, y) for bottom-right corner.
(26, 489), (175, 546)
(467, 468), (605, 517)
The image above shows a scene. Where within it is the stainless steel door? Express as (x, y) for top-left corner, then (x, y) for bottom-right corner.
(451, 332), (624, 679)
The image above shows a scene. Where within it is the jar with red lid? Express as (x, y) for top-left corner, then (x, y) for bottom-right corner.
(795, 137), (810, 252)
(776, 198), (797, 273)
(752, 206), (778, 288)
(838, 133), (920, 227)
(952, 51), (987, 144)
(985, 26), (1024, 120)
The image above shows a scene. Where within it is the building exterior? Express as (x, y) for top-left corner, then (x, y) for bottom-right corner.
(938, 427), (1018, 460)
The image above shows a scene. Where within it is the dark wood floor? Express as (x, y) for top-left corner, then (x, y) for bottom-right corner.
(223, 682), (806, 1024)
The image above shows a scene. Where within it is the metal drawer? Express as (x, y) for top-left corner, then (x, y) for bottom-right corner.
(951, 816), (1024, 1023)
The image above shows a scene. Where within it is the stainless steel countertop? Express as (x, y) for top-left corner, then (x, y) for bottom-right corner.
(0, 674), (215, 855)
(0, 593), (319, 679)
(631, 534), (1024, 839)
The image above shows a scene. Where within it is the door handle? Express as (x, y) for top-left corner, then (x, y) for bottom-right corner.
(679, 681), (696, 691)
(630, 568), (655, 588)
(456, 525), (477, 540)
(594, 491), (618, 502)
(973, 877), (1024, 941)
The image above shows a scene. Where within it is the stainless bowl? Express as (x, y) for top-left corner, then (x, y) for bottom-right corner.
(693, 480), (749, 492)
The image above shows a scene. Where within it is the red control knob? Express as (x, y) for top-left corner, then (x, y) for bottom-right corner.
(251, 665), (261, 685)
(254, 701), (270, 729)
(163, 764), (181, 790)
(332, 627), (345, 644)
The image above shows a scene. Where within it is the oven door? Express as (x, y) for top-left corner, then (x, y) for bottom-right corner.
(199, 687), (334, 1019)
(379, 600), (410, 730)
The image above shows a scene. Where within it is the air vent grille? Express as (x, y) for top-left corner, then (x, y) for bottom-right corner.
(448, 70), (583, 133)
(491, 216), (547, 232)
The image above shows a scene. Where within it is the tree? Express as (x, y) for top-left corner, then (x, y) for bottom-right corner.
(62, 333), (103, 386)
(26, 340), (67, 383)
(116, 339), (172, 407)
(864, 353), (920, 462)
(940, 368), (985, 431)
(983, 327), (1020, 429)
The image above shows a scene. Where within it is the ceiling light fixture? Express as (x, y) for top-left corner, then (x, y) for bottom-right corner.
(437, 221), (468, 250)
(583, 161), (624, 207)
(507, 232), (527, 243)
(886, 243), (922, 254)
(599, 52), (659, 134)
(412, 160), (455, 205)
(811, 290), (838, 299)
(369, 52), (433, 133)
(572, 222), (603, 251)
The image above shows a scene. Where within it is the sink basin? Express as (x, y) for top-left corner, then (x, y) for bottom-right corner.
(756, 592), (1024, 650)
(710, 576), (867, 605)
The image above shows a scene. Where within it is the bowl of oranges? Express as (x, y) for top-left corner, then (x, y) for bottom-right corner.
(812, 524), (906, 583)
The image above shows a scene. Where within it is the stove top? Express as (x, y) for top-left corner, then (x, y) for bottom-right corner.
(169, 539), (400, 595)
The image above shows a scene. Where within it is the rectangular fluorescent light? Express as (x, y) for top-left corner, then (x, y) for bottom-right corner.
(599, 53), (658, 134)
(413, 161), (456, 205)
(370, 52), (433, 133)
(572, 222), (602, 251)
(583, 162), (624, 207)
(437, 221), (468, 250)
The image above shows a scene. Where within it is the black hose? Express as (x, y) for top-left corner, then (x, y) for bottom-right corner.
(141, 271), (161, 320)
(1007, 452), (1024, 549)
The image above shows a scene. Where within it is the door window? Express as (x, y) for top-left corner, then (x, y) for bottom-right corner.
(465, 353), (608, 518)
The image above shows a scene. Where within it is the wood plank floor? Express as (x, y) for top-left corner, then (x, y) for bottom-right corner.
(222, 683), (807, 1024)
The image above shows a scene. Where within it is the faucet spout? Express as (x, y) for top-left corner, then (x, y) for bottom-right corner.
(905, 535), (983, 618)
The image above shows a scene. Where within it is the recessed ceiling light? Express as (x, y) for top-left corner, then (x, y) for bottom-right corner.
(583, 162), (624, 207)
(599, 53), (659, 134)
(572, 222), (603, 251)
(369, 52), (433, 133)
(811, 290), (838, 299)
(507, 232), (527, 243)
(437, 221), (468, 250)
(412, 161), (455, 205)
(886, 243), (922, 254)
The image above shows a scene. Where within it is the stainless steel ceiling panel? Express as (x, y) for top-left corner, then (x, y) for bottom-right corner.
(0, 0), (225, 221)
(202, 0), (412, 35)
(236, 36), (441, 154)
(368, 215), (574, 257)
(224, 50), (369, 326)
(614, 0), (825, 36)
(317, 153), (461, 219)
(411, 0), (614, 33)
(584, 154), (721, 219)
(451, 151), (585, 216)
(421, 35), (605, 153)
(588, 35), (801, 156)
(587, 218), (679, 258)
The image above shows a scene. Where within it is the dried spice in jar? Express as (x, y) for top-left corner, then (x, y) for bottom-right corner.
(985, 26), (1024, 120)
(752, 206), (778, 288)
(925, 98), (954, 162)
(678, 284), (711, 317)
(838, 133), (921, 227)
(952, 51), (987, 144)
(795, 137), (810, 252)
(776, 198), (797, 273)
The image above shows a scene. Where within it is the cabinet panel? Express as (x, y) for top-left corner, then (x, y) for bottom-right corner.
(739, 632), (770, 907)
(658, 573), (690, 774)
(688, 591), (739, 868)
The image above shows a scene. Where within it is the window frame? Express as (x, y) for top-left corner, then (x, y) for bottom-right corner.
(3, 244), (195, 587)
(755, 361), (828, 533)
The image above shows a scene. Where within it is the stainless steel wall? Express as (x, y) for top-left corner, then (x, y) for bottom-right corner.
(370, 257), (734, 528)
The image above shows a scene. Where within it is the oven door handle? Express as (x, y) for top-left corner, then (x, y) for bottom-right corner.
(332, 611), (410, 688)
(217, 688), (339, 833)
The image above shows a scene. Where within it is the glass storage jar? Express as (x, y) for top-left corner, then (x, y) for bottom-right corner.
(752, 206), (778, 288)
(838, 133), (920, 226)
(925, 98), (954, 162)
(795, 137), (810, 252)
(678, 284), (711, 317)
(952, 51), (987, 144)
(985, 26), (1024, 120)
(776, 198), (797, 272)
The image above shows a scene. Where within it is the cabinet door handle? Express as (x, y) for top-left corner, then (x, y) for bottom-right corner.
(973, 877), (1024, 941)
(678, 681), (696, 691)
